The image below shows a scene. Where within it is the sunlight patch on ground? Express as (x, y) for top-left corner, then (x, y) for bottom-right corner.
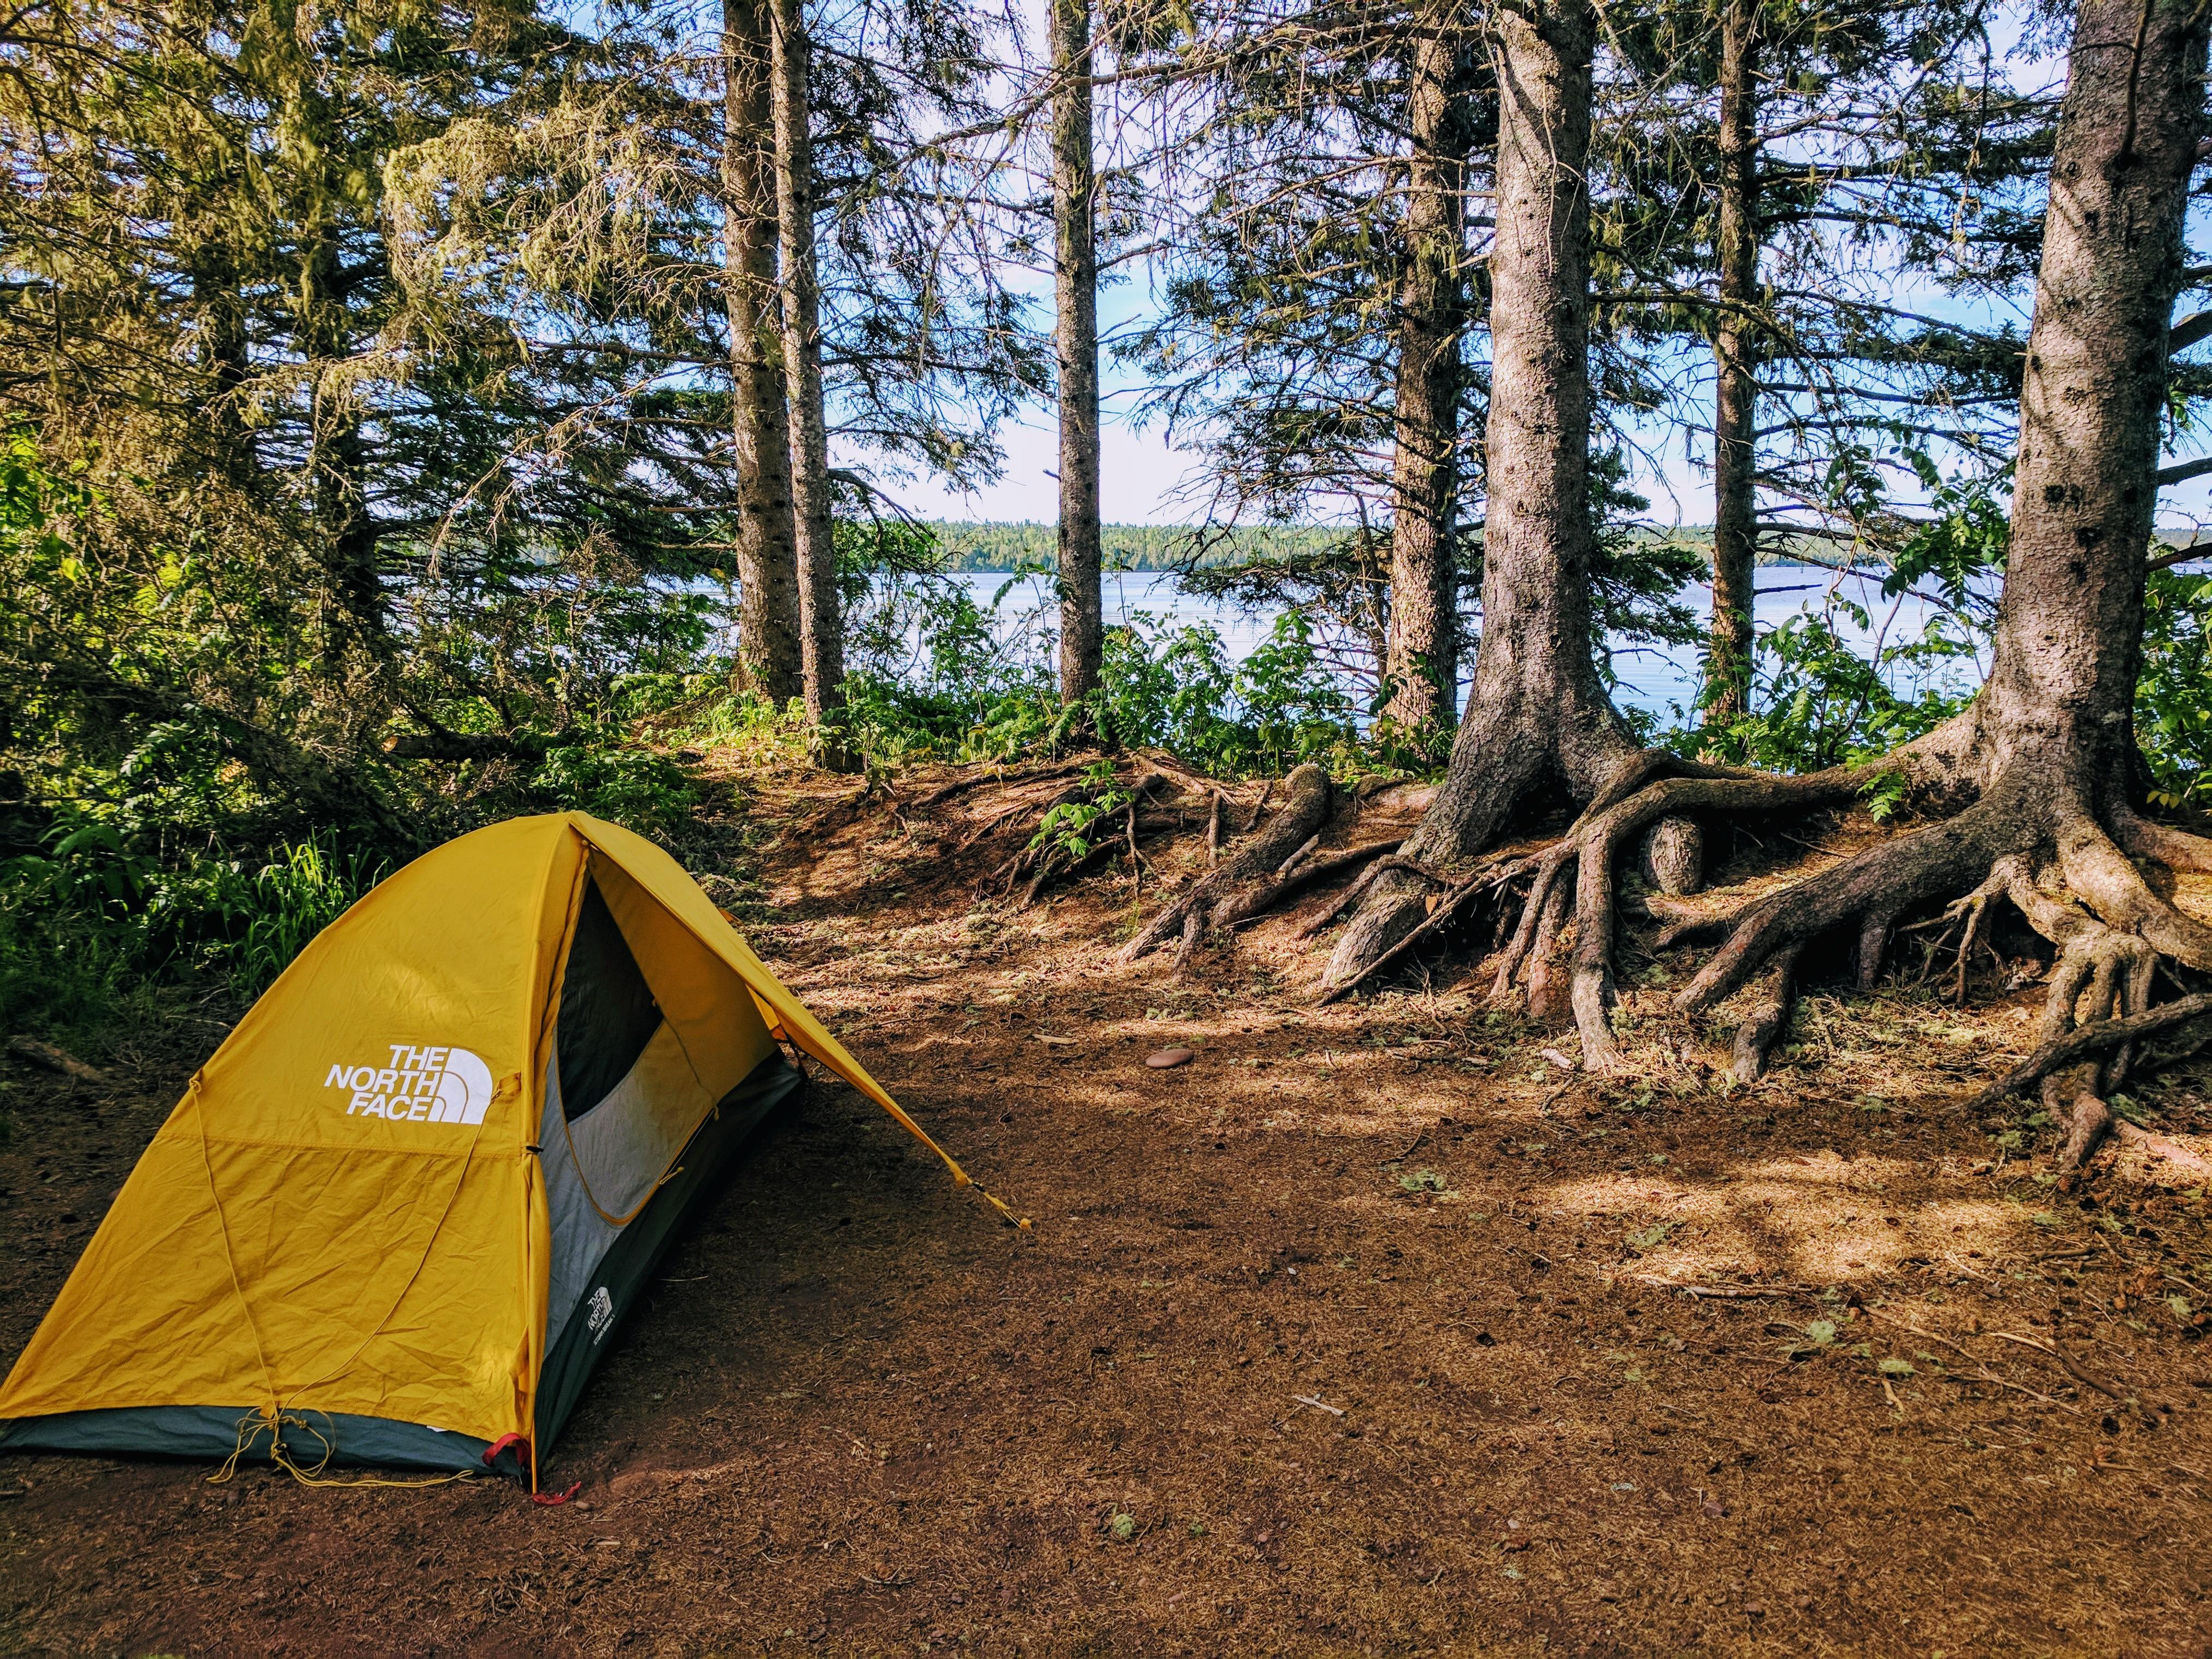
(1547, 1157), (2039, 1283)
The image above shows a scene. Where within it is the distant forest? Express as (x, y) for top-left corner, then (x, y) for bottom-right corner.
(925, 522), (1342, 571)
(923, 522), (1890, 573)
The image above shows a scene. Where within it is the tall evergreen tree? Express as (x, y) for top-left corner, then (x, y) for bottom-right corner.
(723, 0), (805, 704)
(1599, 0), (2050, 732)
(770, 0), (845, 727)
(1382, 0), (1476, 740)
(1052, 0), (1104, 707)
(1322, 0), (1635, 990)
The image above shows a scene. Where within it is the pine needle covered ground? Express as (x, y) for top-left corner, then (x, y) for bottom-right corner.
(4, 756), (2212, 1655)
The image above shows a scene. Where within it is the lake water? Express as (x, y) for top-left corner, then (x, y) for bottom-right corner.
(923, 563), (1986, 726)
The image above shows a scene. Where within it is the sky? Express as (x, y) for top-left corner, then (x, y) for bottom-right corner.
(862, 3), (2212, 536)
(876, 264), (2212, 531)
(878, 262), (1722, 528)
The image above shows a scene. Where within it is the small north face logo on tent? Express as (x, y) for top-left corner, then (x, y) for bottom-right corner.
(323, 1045), (495, 1125)
(586, 1286), (614, 1342)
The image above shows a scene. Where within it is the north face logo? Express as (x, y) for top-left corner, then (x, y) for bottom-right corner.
(586, 1286), (615, 1342)
(323, 1045), (495, 1125)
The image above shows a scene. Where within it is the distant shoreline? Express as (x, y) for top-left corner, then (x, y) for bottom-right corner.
(919, 520), (2103, 575)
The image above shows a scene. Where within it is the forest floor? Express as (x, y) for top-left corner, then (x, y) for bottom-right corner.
(5, 757), (2212, 1656)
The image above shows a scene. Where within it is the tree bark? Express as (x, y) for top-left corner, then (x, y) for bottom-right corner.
(1326, 0), (1635, 988)
(295, 86), (385, 673)
(1051, 0), (1103, 708)
(1667, 0), (2211, 1134)
(1966, 0), (2200, 797)
(723, 0), (804, 706)
(1705, 0), (1761, 732)
(768, 0), (845, 728)
(1383, 13), (1472, 740)
(1121, 764), (1334, 966)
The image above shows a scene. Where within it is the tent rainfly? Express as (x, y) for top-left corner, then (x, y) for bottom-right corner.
(0, 812), (1008, 1487)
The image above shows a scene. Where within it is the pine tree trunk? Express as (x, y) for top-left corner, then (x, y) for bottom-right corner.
(1382, 16), (1470, 741)
(294, 85), (385, 672)
(768, 0), (844, 727)
(1326, 0), (1633, 987)
(1445, 0), (1626, 808)
(722, 0), (804, 706)
(1970, 0), (2202, 794)
(1051, 0), (1103, 708)
(1676, 0), (2212, 1099)
(1705, 0), (1760, 732)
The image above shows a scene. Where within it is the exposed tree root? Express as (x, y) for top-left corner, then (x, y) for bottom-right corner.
(1307, 725), (2212, 1158)
(1316, 852), (1534, 1007)
(1315, 737), (1863, 1039)
(1120, 764), (1333, 971)
(2113, 809), (2212, 874)
(1664, 775), (2212, 1166)
(1640, 817), (1705, 896)
(1968, 991), (2212, 1112)
(1358, 763), (1858, 1070)
(1292, 849), (1422, 940)
(1731, 944), (1802, 1084)
(1651, 903), (1751, 952)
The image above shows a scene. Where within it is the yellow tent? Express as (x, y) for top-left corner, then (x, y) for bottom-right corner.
(0, 811), (994, 1485)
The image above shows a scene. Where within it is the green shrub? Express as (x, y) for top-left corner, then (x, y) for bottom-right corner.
(1096, 610), (1361, 775)
(0, 819), (390, 1040)
(531, 742), (701, 839)
(2140, 565), (2212, 810)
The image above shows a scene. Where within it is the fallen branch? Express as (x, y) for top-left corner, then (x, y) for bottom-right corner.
(1860, 1308), (2087, 1415)
(1967, 993), (2212, 1110)
(1989, 1330), (2143, 1417)
(7, 1036), (107, 1083)
(1632, 1277), (1811, 1300)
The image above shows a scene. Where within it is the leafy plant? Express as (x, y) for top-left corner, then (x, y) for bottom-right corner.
(225, 838), (386, 996)
(531, 743), (701, 839)
(2139, 565), (2212, 809)
(1028, 763), (1136, 863)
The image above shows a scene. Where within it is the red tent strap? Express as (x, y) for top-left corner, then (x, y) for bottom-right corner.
(532, 1481), (584, 1507)
(482, 1433), (530, 1470)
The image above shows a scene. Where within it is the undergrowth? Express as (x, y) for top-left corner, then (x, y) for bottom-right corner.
(0, 823), (386, 1049)
(5, 446), (2208, 1061)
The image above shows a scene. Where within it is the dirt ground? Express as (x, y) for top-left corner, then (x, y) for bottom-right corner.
(6, 760), (2212, 1657)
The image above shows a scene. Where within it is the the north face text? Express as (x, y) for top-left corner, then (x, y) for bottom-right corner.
(323, 1045), (495, 1125)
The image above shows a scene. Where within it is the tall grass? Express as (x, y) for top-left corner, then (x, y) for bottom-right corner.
(226, 838), (385, 996)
